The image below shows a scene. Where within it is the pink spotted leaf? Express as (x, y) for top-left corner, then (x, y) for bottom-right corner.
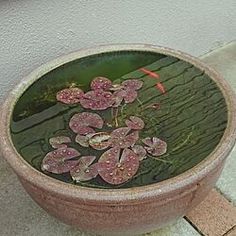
(112, 79), (143, 107)
(80, 89), (114, 110)
(98, 147), (139, 185)
(88, 132), (111, 150)
(90, 77), (112, 91)
(69, 112), (103, 135)
(109, 127), (139, 149)
(41, 147), (80, 174)
(142, 137), (167, 156)
(70, 156), (99, 182)
(122, 79), (143, 90)
(56, 87), (84, 104)
(132, 145), (147, 161)
(125, 116), (145, 130)
(49, 136), (71, 149)
(75, 134), (89, 147)
(113, 89), (138, 107)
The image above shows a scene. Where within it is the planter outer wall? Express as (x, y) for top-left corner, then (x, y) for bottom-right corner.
(0, 44), (236, 236)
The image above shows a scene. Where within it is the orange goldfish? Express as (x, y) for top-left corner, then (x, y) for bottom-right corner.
(139, 67), (166, 94)
(139, 68), (160, 79)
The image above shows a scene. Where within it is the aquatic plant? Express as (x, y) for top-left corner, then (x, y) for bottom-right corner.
(69, 112), (103, 135)
(41, 147), (81, 174)
(98, 147), (140, 185)
(125, 116), (145, 130)
(111, 79), (143, 106)
(49, 136), (71, 149)
(70, 156), (99, 182)
(56, 87), (84, 104)
(142, 137), (167, 157)
(41, 72), (168, 185)
(80, 89), (115, 110)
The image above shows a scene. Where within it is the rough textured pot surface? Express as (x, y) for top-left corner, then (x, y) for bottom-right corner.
(0, 44), (236, 236)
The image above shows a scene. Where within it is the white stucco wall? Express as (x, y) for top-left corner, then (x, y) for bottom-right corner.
(0, 0), (235, 100)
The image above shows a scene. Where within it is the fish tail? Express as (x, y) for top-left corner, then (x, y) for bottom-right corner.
(156, 82), (166, 94)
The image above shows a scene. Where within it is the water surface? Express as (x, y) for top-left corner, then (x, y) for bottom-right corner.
(10, 50), (228, 188)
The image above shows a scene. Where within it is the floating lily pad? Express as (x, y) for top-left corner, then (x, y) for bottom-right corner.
(122, 79), (143, 90)
(125, 116), (145, 130)
(112, 79), (143, 107)
(41, 147), (80, 174)
(49, 136), (71, 149)
(56, 87), (84, 104)
(80, 89), (114, 110)
(109, 127), (139, 148)
(113, 89), (138, 107)
(69, 112), (103, 134)
(74, 126), (96, 136)
(70, 156), (98, 182)
(142, 137), (167, 156)
(88, 132), (111, 150)
(90, 77), (112, 91)
(75, 134), (89, 147)
(132, 145), (147, 161)
(109, 84), (123, 91)
(98, 147), (139, 185)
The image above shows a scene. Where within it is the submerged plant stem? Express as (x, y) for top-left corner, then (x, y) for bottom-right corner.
(114, 107), (119, 127)
(120, 104), (127, 119)
(147, 154), (172, 163)
(172, 128), (194, 152)
(137, 98), (144, 109)
(133, 169), (151, 179)
(111, 107), (119, 127)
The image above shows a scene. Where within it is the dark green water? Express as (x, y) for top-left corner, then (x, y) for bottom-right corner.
(10, 50), (228, 189)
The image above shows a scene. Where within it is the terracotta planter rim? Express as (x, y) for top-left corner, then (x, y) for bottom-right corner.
(1, 43), (236, 203)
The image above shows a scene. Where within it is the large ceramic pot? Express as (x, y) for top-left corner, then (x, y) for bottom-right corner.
(0, 44), (236, 236)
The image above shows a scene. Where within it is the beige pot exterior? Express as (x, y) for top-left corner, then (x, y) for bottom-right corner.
(0, 44), (236, 236)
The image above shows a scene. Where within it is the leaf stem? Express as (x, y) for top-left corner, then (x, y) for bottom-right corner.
(137, 98), (144, 109)
(172, 128), (194, 152)
(114, 107), (119, 127)
(120, 103), (127, 119)
(133, 169), (151, 179)
(147, 154), (172, 164)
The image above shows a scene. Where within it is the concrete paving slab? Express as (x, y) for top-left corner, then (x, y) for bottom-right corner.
(186, 189), (236, 236)
(224, 226), (236, 236)
(201, 41), (236, 205)
(0, 158), (200, 236)
(0, 159), (200, 236)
